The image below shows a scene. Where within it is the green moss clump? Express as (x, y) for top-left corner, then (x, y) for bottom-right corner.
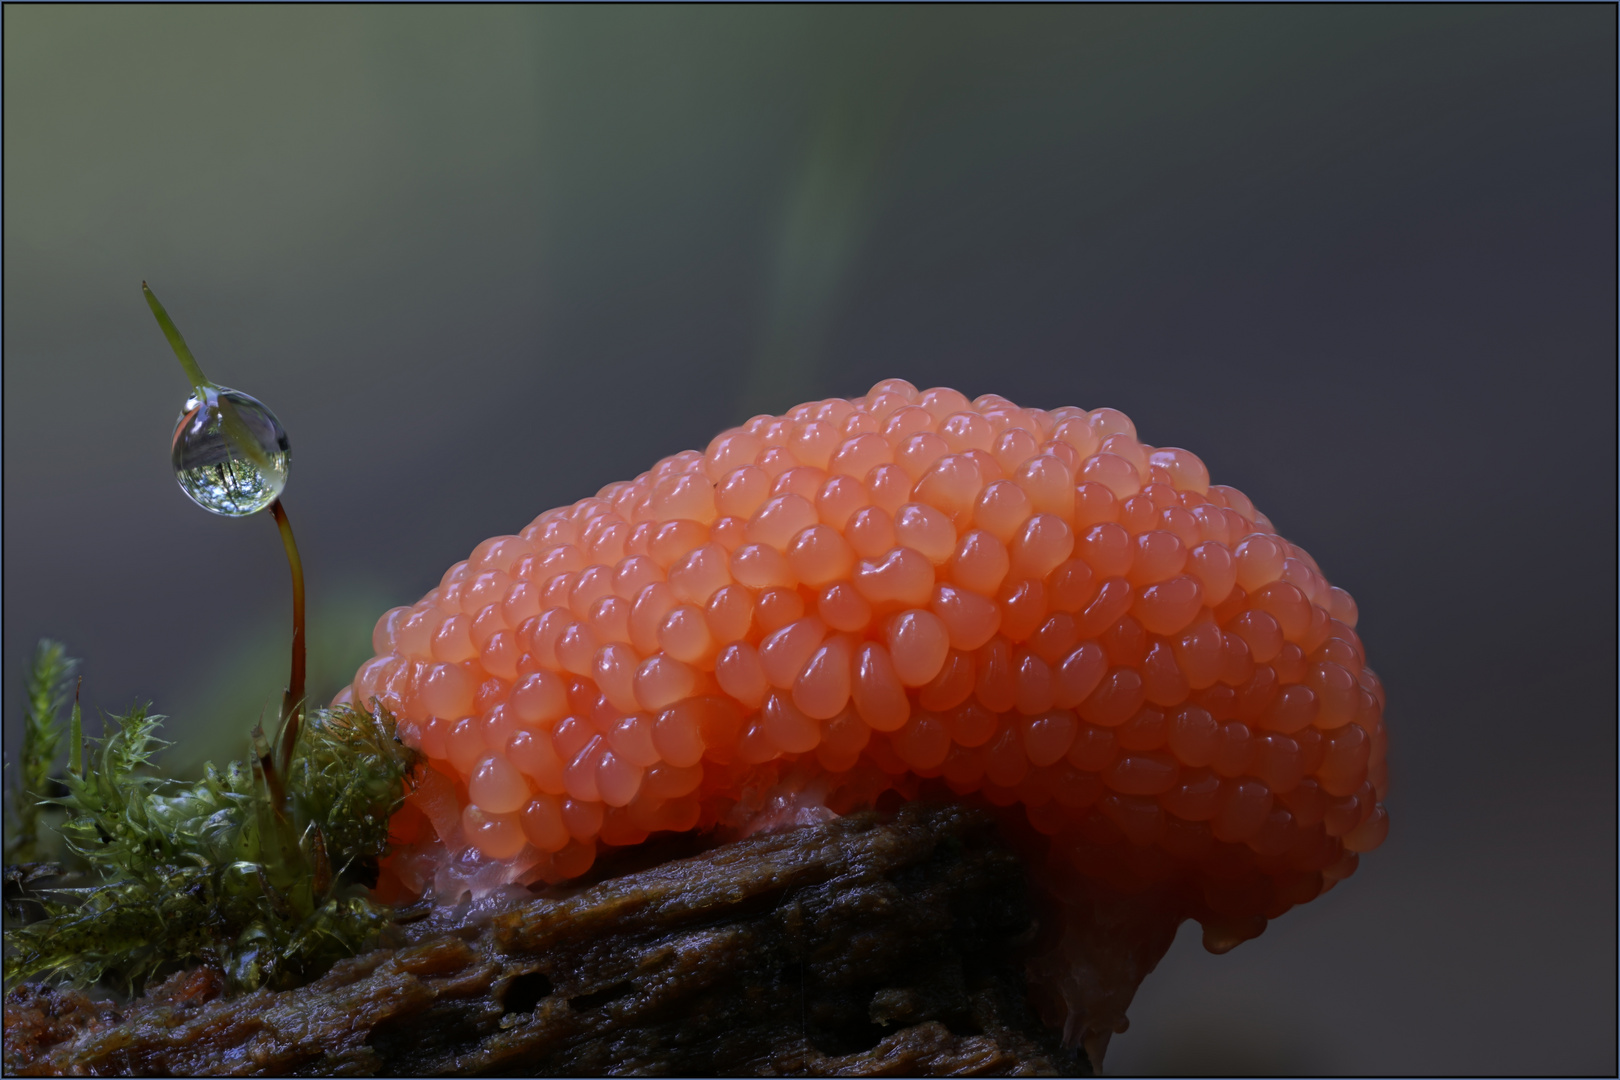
(3, 644), (420, 995)
(4, 640), (75, 866)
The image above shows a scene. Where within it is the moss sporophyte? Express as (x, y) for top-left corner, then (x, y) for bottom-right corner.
(1, 288), (421, 994)
(145, 283), (305, 773)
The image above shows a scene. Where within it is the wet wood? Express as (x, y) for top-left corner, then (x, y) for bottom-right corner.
(4, 803), (1086, 1077)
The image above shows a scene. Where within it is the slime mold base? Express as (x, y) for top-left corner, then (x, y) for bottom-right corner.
(341, 380), (1388, 1061)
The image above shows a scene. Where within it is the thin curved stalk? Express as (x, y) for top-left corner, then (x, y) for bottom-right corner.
(271, 498), (306, 776)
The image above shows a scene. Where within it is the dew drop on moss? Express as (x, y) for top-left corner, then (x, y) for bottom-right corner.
(171, 386), (290, 516)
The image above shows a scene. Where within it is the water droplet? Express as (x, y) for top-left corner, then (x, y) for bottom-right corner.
(171, 386), (290, 516)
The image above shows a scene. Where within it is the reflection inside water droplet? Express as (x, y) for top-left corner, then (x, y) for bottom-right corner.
(171, 386), (290, 516)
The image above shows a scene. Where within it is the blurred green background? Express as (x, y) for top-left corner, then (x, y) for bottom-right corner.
(4, 7), (1613, 1073)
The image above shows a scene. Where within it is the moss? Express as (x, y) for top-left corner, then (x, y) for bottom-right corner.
(3, 642), (420, 995)
(4, 640), (76, 866)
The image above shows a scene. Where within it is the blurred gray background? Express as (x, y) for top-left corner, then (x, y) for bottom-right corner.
(4, 7), (1613, 1074)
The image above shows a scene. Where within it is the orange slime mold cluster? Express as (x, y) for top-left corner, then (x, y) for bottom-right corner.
(341, 380), (1387, 1056)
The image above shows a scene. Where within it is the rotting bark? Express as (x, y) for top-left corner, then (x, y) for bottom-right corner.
(3, 803), (1089, 1077)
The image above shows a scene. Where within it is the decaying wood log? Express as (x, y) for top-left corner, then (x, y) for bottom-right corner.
(4, 803), (1088, 1076)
